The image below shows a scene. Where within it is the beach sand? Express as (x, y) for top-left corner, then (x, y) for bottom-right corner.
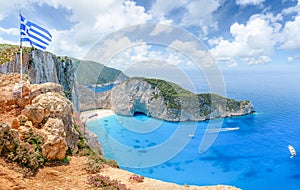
(80, 109), (114, 122)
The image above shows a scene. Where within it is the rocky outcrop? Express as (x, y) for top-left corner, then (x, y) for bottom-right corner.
(40, 118), (68, 160)
(78, 85), (111, 111)
(0, 73), (78, 160)
(80, 78), (254, 122)
(0, 49), (79, 111)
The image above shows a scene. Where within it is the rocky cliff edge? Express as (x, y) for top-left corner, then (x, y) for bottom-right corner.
(0, 73), (79, 161)
(80, 77), (254, 122)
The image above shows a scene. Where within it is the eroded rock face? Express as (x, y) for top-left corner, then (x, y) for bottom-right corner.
(41, 118), (68, 160)
(81, 78), (255, 122)
(0, 50), (79, 111)
(0, 74), (79, 160)
(110, 78), (167, 117)
(78, 85), (111, 111)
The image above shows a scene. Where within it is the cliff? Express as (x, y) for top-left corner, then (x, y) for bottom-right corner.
(0, 44), (128, 111)
(0, 44), (79, 111)
(80, 77), (254, 122)
(72, 59), (128, 85)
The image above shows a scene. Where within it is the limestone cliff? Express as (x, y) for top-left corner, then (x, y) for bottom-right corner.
(0, 47), (79, 111)
(0, 44), (129, 111)
(80, 77), (254, 122)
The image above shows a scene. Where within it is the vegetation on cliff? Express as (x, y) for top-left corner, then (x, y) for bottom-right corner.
(144, 78), (251, 113)
(0, 44), (31, 65)
(72, 58), (128, 85)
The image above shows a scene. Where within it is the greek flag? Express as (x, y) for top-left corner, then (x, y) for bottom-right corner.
(20, 14), (52, 51)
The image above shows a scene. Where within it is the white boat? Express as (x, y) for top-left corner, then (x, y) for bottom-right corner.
(288, 145), (296, 158)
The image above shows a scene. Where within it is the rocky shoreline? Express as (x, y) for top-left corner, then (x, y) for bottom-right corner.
(79, 77), (255, 122)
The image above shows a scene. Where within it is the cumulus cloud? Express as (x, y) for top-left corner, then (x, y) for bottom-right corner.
(236, 0), (265, 6)
(150, 0), (188, 20)
(0, 27), (18, 36)
(280, 15), (300, 50)
(103, 39), (197, 72)
(0, 0), (34, 20)
(2, 0), (300, 68)
(169, 40), (215, 67)
(282, 0), (300, 14)
(150, 23), (174, 36)
(210, 14), (279, 64)
(85, 35), (134, 64)
(181, 0), (221, 34)
(0, 0), (152, 58)
(45, 0), (151, 57)
(277, 0), (300, 50)
(0, 36), (18, 45)
(151, 0), (221, 35)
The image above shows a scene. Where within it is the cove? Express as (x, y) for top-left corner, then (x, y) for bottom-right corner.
(87, 66), (300, 190)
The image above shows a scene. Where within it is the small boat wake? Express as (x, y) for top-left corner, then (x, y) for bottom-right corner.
(189, 127), (240, 137)
(205, 127), (240, 133)
(288, 145), (296, 158)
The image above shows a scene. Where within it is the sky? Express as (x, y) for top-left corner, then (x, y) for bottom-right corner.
(0, 0), (300, 70)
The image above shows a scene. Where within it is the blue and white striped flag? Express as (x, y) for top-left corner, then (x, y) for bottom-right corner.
(20, 14), (52, 51)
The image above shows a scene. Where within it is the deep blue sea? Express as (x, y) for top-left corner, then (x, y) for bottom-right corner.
(87, 65), (300, 190)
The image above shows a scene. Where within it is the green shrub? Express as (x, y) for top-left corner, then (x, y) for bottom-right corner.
(105, 159), (119, 168)
(10, 142), (44, 170)
(85, 156), (104, 174)
(8, 128), (44, 171)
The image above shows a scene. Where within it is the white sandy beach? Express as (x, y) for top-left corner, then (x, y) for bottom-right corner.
(80, 109), (115, 122)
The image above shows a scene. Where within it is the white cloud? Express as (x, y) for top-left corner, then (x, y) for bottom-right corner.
(47, 29), (84, 57)
(169, 40), (215, 67)
(104, 39), (198, 72)
(0, 0), (152, 58)
(282, 0), (300, 15)
(150, 23), (173, 36)
(0, 36), (18, 45)
(0, 27), (18, 36)
(288, 55), (300, 62)
(130, 42), (151, 62)
(85, 35), (134, 64)
(0, 0), (33, 20)
(210, 14), (279, 65)
(181, 0), (221, 34)
(216, 57), (238, 67)
(151, 0), (221, 36)
(236, 0), (265, 6)
(150, 0), (188, 20)
(280, 15), (300, 50)
(288, 56), (294, 62)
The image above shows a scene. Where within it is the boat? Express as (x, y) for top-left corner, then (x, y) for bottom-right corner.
(288, 145), (296, 158)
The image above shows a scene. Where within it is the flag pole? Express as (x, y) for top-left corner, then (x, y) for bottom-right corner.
(19, 12), (23, 97)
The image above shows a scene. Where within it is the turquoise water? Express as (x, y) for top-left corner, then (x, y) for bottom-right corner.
(87, 66), (300, 190)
